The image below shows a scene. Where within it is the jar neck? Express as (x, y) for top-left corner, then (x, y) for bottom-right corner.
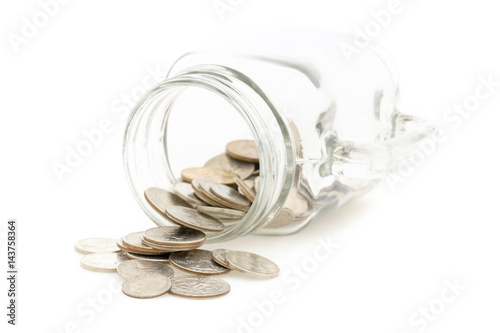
(123, 64), (296, 242)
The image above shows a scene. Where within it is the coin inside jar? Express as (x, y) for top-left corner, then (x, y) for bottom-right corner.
(181, 167), (238, 185)
(226, 140), (259, 163)
(204, 153), (255, 180)
(144, 187), (191, 217)
(210, 182), (252, 209)
(173, 182), (207, 207)
(165, 206), (225, 232)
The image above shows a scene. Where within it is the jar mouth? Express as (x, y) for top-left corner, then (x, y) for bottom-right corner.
(123, 64), (295, 242)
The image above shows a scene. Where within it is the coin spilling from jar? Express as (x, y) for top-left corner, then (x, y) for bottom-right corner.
(76, 139), (286, 299)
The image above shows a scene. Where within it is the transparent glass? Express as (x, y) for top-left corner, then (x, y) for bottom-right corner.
(123, 31), (437, 242)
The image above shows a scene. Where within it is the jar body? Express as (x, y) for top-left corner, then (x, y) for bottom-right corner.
(124, 31), (436, 241)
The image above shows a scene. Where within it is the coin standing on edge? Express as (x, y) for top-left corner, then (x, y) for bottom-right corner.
(75, 238), (120, 255)
(169, 275), (230, 298)
(226, 251), (279, 279)
(121, 274), (172, 299)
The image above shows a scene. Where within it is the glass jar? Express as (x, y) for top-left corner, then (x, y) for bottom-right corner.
(123, 30), (437, 242)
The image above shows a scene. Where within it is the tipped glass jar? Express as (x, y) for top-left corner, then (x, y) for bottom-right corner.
(123, 31), (437, 242)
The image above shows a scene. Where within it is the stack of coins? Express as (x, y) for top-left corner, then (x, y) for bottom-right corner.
(75, 139), (286, 299)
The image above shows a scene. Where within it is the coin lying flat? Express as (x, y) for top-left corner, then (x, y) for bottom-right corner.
(210, 182), (251, 208)
(117, 260), (174, 280)
(181, 167), (238, 185)
(122, 231), (169, 253)
(226, 251), (279, 279)
(169, 275), (230, 298)
(173, 182), (207, 207)
(143, 226), (206, 247)
(234, 177), (256, 202)
(121, 274), (171, 299)
(80, 252), (129, 272)
(265, 209), (295, 229)
(144, 187), (191, 218)
(196, 206), (246, 220)
(117, 239), (170, 255)
(141, 237), (201, 252)
(75, 238), (120, 254)
(125, 252), (171, 263)
(204, 153), (255, 180)
(211, 249), (232, 268)
(165, 206), (225, 232)
(170, 249), (229, 275)
(226, 140), (259, 163)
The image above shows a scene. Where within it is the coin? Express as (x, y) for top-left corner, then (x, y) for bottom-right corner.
(211, 249), (232, 268)
(226, 251), (279, 279)
(170, 249), (229, 275)
(265, 208), (295, 229)
(121, 274), (171, 299)
(117, 260), (174, 280)
(80, 252), (129, 272)
(210, 182), (251, 208)
(234, 177), (256, 202)
(181, 167), (238, 185)
(143, 226), (206, 247)
(196, 206), (246, 220)
(75, 238), (120, 254)
(191, 179), (226, 208)
(117, 239), (170, 255)
(173, 182), (207, 207)
(125, 252), (171, 263)
(165, 206), (225, 232)
(284, 189), (309, 218)
(141, 237), (201, 252)
(204, 153), (255, 180)
(169, 275), (230, 298)
(144, 187), (190, 218)
(122, 231), (168, 253)
(226, 140), (259, 163)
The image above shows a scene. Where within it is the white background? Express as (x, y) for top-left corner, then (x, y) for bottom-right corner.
(1, 1), (500, 332)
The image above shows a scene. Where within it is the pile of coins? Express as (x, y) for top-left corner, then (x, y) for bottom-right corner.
(76, 140), (280, 299)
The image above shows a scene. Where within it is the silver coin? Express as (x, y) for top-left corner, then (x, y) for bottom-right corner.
(226, 140), (259, 163)
(170, 249), (229, 275)
(143, 226), (206, 247)
(122, 231), (167, 253)
(191, 180), (226, 207)
(234, 177), (256, 202)
(117, 260), (174, 280)
(210, 182), (251, 208)
(121, 274), (171, 299)
(144, 187), (191, 218)
(75, 238), (120, 254)
(169, 275), (230, 298)
(165, 206), (225, 232)
(226, 251), (279, 279)
(141, 237), (202, 252)
(284, 189), (309, 218)
(125, 252), (171, 263)
(211, 249), (232, 268)
(196, 206), (246, 220)
(80, 252), (129, 272)
(265, 208), (295, 229)
(117, 239), (170, 255)
(173, 182), (207, 207)
(204, 153), (255, 180)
